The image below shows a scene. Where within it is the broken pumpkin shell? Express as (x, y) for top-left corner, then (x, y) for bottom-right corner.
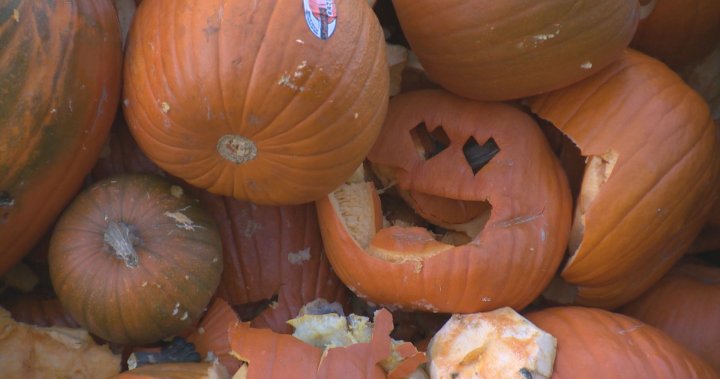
(48, 174), (223, 345)
(392, 0), (641, 101)
(427, 307), (556, 379)
(229, 308), (396, 379)
(198, 193), (349, 334)
(525, 306), (718, 378)
(186, 298), (243, 374)
(114, 362), (230, 379)
(317, 90), (572, 313)
(528, 49), (720, 308)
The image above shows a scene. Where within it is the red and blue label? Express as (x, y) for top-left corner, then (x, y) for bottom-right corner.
(303, 0), (337, 40)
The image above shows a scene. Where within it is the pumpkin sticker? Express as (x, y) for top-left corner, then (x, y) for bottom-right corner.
(303, 0), (337, 40)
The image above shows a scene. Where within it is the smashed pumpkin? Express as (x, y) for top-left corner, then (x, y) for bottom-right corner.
(528, 49), (720, 308)
(317, 90), (572, 313)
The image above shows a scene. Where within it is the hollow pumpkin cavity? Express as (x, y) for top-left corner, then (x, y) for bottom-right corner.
(568, 150), (619, 256)
(217, 134), (257, 164)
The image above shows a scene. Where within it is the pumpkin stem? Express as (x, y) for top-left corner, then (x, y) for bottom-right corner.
(217, 134), (257, 164)
(104, 221), (139, 268)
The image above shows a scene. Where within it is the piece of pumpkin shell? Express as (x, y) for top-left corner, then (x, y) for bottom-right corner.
(186, 298), (243, 375)
(527, 49), (720, 308)
(113, 362), (230, 379)
(198, 193), (349, 333)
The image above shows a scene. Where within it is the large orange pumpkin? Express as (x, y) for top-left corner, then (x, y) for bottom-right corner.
(525, 306), (717, 378)
(391, 0), (640, 100)
(317, 90), (572, 313)
(0, 0), (122, 276)
(198, 193), (349, 333)
(528, 49), (720, 308)
(49, 174), (223, 345)
(123, 0), (389, 205)
(620, 261), (720, 372)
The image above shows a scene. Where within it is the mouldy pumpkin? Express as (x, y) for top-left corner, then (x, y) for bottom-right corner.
(48, 174), (223, 345)
(0, 0), (122, 276)
(317, 89), (572, 313)
(620, 261), (720, 372)
(391, 0), (641, 101)
(525, 307), (718, 378)
(123, 0), (389, 205)
(198, 192), (349, 334)
(528, 49), (720, 308)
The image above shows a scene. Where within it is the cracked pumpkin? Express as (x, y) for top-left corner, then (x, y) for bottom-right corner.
(48, 174), (223, 345)
(122, 0), (388, 205)
(316, 90), (572, 313)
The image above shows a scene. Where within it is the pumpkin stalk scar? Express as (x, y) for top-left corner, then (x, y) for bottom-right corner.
(104, 221), (139, 268)
(217, 134), (257, 164)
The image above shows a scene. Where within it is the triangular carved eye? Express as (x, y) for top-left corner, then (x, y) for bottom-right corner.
(463, 137), (499, 174)
(410, 122), (450, 160)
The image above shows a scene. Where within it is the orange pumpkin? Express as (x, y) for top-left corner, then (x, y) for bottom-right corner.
(198, 193), (349, 333)
(391, 0), (640, 100)
(123, 0), (389, 205)
(0, 0), (122, 276)
(528, 49), (720, 308)
(631, 0), (720, 69)
(525, 306), (717, 378)
(49, 174), (223, 345)
(620, 261), (720, 372)
(317, 90), (572, 313)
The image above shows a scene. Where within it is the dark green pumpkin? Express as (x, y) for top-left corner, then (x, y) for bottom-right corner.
(0, 0), (122, 275)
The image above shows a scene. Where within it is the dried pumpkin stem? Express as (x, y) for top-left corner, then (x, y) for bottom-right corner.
(104, 221), (139, 268)
(217, 134), (257, 164)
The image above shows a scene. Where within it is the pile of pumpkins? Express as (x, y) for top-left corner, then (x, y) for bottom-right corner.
(1, 0), (719, 378)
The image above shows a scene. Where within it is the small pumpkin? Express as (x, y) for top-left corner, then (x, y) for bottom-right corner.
(525, 306), (717, 378)
(49, 174), (223, 345)
(391, 0), (641, 100)
(198, 192), (349, 334)
(0, 0), (122, 276)
(317, 90), (572, 313)
(620, 261), (720, 372)
(528, 49), (720, 308)
(123, 0), (389, 205)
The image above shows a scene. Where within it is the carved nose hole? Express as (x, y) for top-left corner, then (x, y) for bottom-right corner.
(463, 137), (499, 174)
(410, 122), (450, 160)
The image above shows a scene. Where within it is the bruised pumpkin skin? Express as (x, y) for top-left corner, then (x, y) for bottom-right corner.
(0, 1), (122, 276)
(391, 0), (640, 101)
(528, 50), (720, 308)
(317, 90), (572, 313)
(123, 0), (389, 205)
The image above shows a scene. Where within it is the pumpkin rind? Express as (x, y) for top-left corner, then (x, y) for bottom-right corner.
(0, 0), (122, 276)
(317, 90), (572, 313)
(48, 174), (223, 345)
(391, 0), (639, 100)
(528, 49), (720, 308)
(620, 262), (720, 372)
(123, 0), (389, 205)
(526, 306), (718, 378)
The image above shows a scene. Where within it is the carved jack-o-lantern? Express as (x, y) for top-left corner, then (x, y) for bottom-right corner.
(316, 90), (572, 313)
